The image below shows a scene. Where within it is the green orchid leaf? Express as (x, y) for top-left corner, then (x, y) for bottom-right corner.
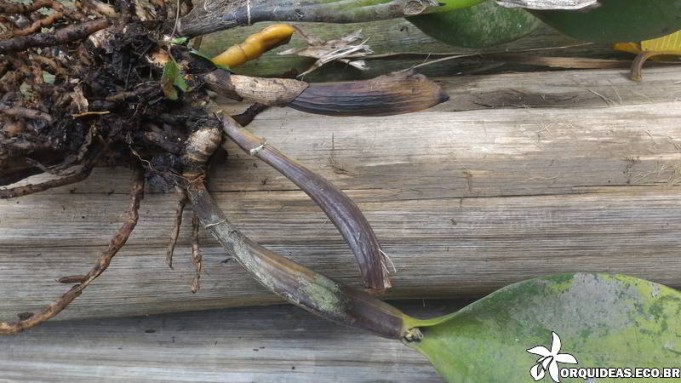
(408, 0), (541, 48)
(161, 60), (180, 100)
(408, 273), (681, 383)
(170, 36), (189, 45)
(161, 60), (187, 100)
(188, 49), (214, 62)
(173, 70), (188, 92)
(531, 0), (681, 43)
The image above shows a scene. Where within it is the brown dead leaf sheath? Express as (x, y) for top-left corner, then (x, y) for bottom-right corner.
(221, 116), (391, 292)
(204, 69), (449, 117)
(289, 70), (449, 116)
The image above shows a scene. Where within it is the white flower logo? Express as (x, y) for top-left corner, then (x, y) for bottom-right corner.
(527, 332), (578, 382)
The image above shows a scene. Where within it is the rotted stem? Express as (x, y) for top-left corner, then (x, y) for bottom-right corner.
(178, 0), (441, 38)
(221, 115), (391, 292)
(186, 181), (411, 339)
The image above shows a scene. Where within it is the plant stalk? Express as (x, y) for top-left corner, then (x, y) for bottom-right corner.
(186, 181), (413, 339)
(221, 115), (391, 292)
(178, 0), (444, 37)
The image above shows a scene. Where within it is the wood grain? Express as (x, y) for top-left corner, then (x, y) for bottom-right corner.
(1, 67), (680, 323)
(0, 301), (461, 382)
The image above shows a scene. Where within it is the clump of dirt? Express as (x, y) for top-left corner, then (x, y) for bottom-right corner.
(0, 0), (216, 193)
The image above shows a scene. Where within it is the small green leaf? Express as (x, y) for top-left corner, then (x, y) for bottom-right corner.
(174, 70), (187, 92)
(408, 273), (681, 382)
(161, 60), (185, 100)
(171, 36), (189, 45)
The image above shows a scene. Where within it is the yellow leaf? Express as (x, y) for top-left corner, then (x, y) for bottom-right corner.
(613, 42), (642, 54)
(641, 29), (681, 53)
(614, 30), (681, 54)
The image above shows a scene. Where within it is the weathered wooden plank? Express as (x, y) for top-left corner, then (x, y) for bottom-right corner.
(0, 302), (457, 382)
(0, 67), (680, 322)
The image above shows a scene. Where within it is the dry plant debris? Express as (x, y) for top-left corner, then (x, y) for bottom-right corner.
(279, 27), (373, 77)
